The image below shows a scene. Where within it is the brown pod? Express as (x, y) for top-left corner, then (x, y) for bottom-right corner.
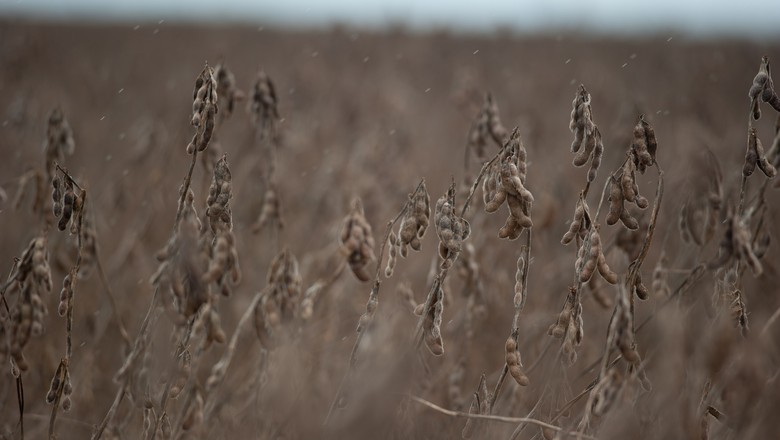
(634, 273), (649, 300)
(597, 253), (618, 284)
(606, 177), (623, 226)
(561, 199), (585, 245)
(58, 189), (74, 231)
(587, 128), (604, 182)
(766, 91), (780, 112)
(51, 176), (63, 218)
(571, 127), (584, 153)
(755, 135), (777, 178)
(619, 208), (639, 230)
(643, 119), (658, 162)
(752, 99), (762, 121)
(505, 337), (530, 386)
(743, 128), (758, 177)
(572, 128), (595, 167)
(621, 161), (637, 202)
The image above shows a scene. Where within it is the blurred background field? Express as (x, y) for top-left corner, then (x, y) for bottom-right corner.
(2, 2), (780, 439)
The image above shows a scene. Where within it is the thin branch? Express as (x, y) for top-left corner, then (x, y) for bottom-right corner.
(92, 289), (162, 440)
(409, 395), (597, 439)
(201, 287), (268, 423)
(173, 151), (200, 232)
(95, 254), (132, 348)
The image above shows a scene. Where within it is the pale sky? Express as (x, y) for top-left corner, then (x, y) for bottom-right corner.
(1, 0), (779, 37)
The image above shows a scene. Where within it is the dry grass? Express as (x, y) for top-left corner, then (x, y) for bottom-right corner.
(2, 21), (780, 440)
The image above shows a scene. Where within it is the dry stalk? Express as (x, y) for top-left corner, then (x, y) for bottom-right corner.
(47, 164), (88, 439)
(93, 64), (218, 439)
(409, 394), (597, 439)
(201, 287), (268, 423)
(324, 179), (425, 425)
(484, 229), (532, 419)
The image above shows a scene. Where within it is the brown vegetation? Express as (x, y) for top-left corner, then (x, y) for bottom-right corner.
(2, 21), (780, 440)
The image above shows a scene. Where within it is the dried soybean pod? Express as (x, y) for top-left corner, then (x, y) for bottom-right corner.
(51, 175), (63, 218)
(744, 128), (759, 177)
(587, 128), (604, 182)
(606, 176), (623, 226)
(561, 199), (585, 245)
(505, 336), (529, 386)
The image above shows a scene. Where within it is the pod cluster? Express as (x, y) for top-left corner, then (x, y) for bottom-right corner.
(569, 85), (604, 182)
(483, 129), (534, 240)
(749, 56), (780, 120)
(435, 182), (470, 269)
(186, 65), (218, 154)
(339, 198), (376, 282)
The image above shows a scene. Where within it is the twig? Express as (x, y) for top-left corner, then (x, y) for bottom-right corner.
(508, 385), (549, 440)
(149, 315), (198, 440)
(409, 395), (597, 439)
(761, 305), (780, 336)
(173, 151), (200, 232)
(95, 243), (132, 348)
(201, 287), (268, 424)
(92, 289), (162, 440)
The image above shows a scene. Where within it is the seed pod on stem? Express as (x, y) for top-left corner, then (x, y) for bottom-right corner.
(186, 64), (218, 154)
(394, 182), (431, 259)
(579, 226), (617, 285)
(248, 69), (279, 142)
(743, 128), (776, 178)
(505, 336), (529, 386)
(485, 129), (534, 240)
(252, 182), (284, 234)
(466, 93), (507, 163)
(435, 180), (470, 269)
(562, 195), (589, 245)
(569, 85), (605, 182)
(749, 56), (780, 119)
(339, 198), (376, 282)
(423, 285), (445, 355)
(630, 115), (657, 173)
(214, 62), (244, 118)
(44, 108), (75, 181)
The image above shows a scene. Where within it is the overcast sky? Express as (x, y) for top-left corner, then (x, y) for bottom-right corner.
(2, 0), (779, 37)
